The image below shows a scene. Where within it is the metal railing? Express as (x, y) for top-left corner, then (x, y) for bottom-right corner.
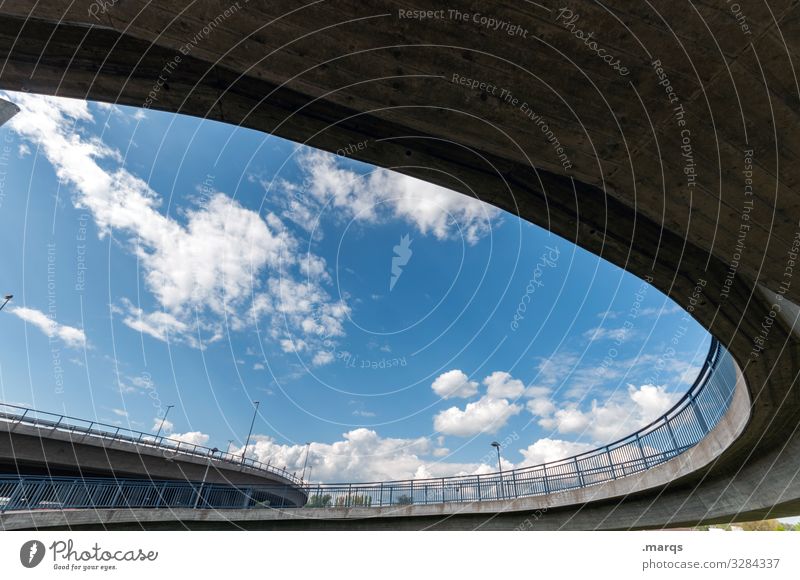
(301, 338), (738, 508)
(0, 403), (302, 485)
(0, 476), (304, 512)
(0, 339), (739, 513)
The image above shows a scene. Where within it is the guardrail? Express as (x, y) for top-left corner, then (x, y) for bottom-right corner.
(0, 476), (304, 511)
(0, 403), (303, 486)
(0, 339), (738, 512)
(302, 338), (737, 507)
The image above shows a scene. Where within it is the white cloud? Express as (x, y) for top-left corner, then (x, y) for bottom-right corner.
(431, 369), (479, 399)
(253, 363), (265, 370)
(10, 307), (86, 348)
(312, 351), (334, 366)
(4, 91), (348, 359)
(279, 149), (501, 245)
(519, 438), (595, 465)
(629, 384), (676, 418)
(171, 431), (210, 447)
(152, 418), (174, 432)
(583, 325), (633, 342)
(117, 299), (195, 345)
(237, 428), (495, 482)
(483, 371), (526, 399)
(111, 408), (128, 417)
(535, 383), (679, 444)
(434, 396), (522, 437)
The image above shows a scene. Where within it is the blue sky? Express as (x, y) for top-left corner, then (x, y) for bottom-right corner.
(0, 91), (710, 482)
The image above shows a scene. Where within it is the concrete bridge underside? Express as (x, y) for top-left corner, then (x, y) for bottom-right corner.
(1, 1), (800, 529)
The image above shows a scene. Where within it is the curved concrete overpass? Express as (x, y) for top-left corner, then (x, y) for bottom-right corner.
(1, 1), (799, 529)
(0, 405), (308, 508)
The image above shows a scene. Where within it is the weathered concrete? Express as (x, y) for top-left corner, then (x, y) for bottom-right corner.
(1, 1), (799, 529)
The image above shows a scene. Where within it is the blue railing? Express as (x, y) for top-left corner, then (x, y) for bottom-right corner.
(301, 338), (737, 507)
(0, 476), (304, 512)
(0, 339), (739, 513)
(0, 403), (303, 486)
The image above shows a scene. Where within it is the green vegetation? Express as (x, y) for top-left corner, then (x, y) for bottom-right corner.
(333, 494), (373, 507)
(694, 519), (799, 531)
(395, 494), (413, 505)
(306, 494), (332, 508)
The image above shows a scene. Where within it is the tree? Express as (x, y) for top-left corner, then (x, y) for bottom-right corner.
(395, 494), (413, 505)
(739, 519), (782, 531)
(306, 494), (332, 508)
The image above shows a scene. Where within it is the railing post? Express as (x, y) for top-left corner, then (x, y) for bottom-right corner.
(11, 409), (28, 432)
(606, 447), (617, 480)
(347, 483), (352, 507)
(409, 480), (413, 504)
(690, 396), (709, 434)
(379, 483), (384, 507)
(441, 478), (445, 503)
(542, 465), (550, 494)
(574, 457), (584, 488)
(665, 417), (679, 455)
(635, 433), (648, 469)
(511, 469), (518, 498)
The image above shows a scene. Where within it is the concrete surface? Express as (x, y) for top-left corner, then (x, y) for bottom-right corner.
(1, 1), (799, 529)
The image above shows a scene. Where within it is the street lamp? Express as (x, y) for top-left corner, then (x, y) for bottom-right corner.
(225, 439), (234, 456)
(154, 405), (174, 441)
(491, 441), (504, 499)
(242, 401), (260, 465)
(0, 294), (13, 311)
(301, 442), (311, 481)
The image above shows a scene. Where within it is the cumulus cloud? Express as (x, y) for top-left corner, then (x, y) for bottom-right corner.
(278, 149), (500, 245)
(10, 307), (86, 348)
(431, 370), (479, 399)
(432, 370), (535, 437)
(535, 383), (680, 444)
(434, 396), (522, 437)
(171, 431), (210, 447)
(518, 438), (595, 465)
(237, 428), (496, 482)
(4, 91), (347, 363)
(483, 371), (526, 399)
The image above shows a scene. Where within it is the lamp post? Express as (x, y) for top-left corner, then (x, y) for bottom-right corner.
(301, 442), (311, 482)
(241, 401), (260, 465)
(225, 440), (234, 455)
(491, 441), (504, 499)
(194, 447), (219, 509)
(0, 294), (12, 311)
(154, 405), (174, 441)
